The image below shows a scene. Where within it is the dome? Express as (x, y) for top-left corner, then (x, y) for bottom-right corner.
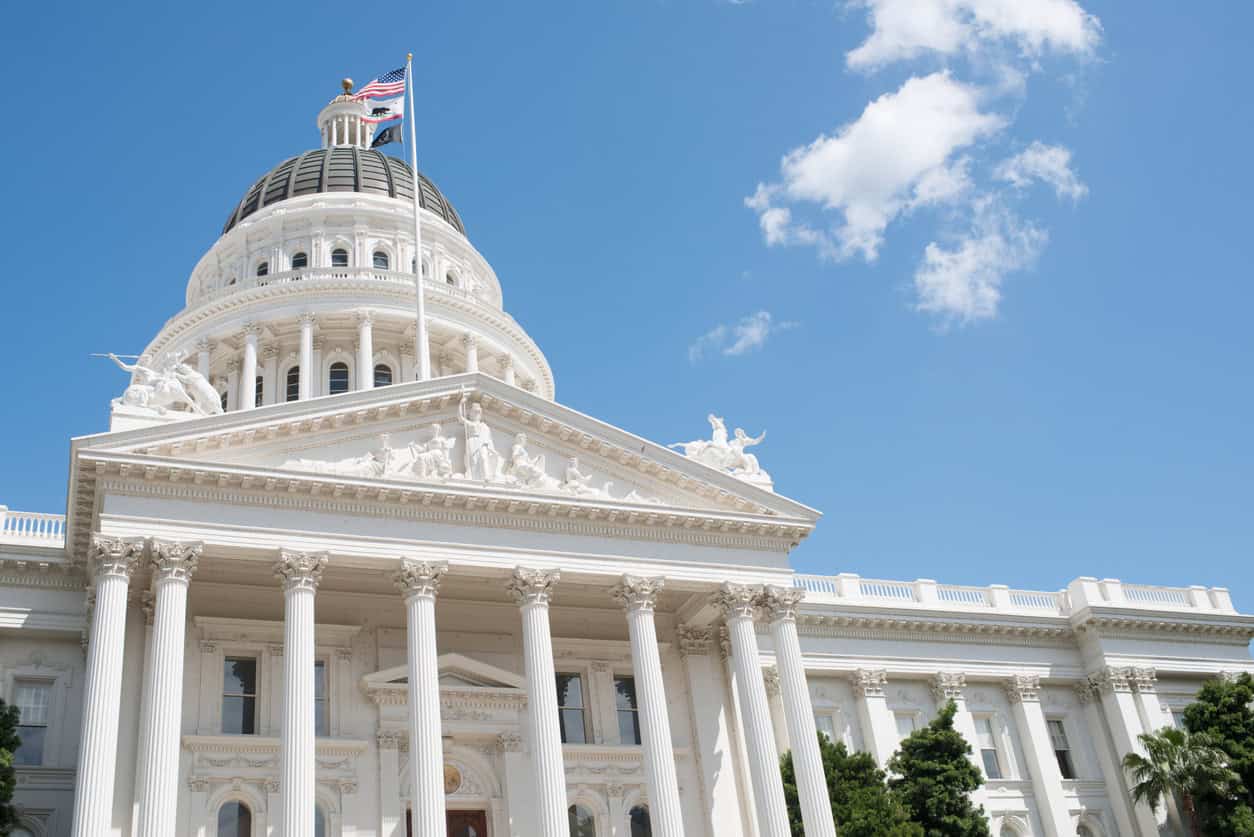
(222, 148), (465, 236)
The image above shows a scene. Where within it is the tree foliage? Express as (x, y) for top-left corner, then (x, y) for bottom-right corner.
(0, 697), (20, 834)
(1181, 673), (1254, 835)
(781, 733), (921, 837)
(887, 701), (990, 837)
(1122, 726), (1241, 837)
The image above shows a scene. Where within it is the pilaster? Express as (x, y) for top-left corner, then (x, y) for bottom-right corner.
(1003, 674), (1074, 836)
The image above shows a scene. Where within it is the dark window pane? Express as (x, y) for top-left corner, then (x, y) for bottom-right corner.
(224, 659), (256, 695)
(560, 709), (587, 744)
(292, 252), (308, 269)
(314, 661), (326, 699)
(329, 362), (350, 395)
(255, 376), (264, 404)
(374, 364), (393, 387)
(1056, 749), (1075, 779)
(257, 262), (268, 277)
(217, 801), (252, 837)
(15, 725), (45, 765)
(568, 805), (596, 837)
(556, 674), (584, 709)
(614, 677), (638, 711)
(331, 248), (349, 267)
(618, 711), (641, 746)
(630, 806), (652, 837)
(286, 366), (300, 402)
(981, 749), (1002, 780)
(373, 251), (389, 270)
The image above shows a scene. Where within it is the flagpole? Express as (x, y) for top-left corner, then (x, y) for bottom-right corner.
(407, 52), (431, 381)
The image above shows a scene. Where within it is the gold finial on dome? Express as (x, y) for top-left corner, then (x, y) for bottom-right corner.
(341, 78), (354, 95)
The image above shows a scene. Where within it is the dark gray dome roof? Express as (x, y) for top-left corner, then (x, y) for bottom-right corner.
(223, 148), (465, 235)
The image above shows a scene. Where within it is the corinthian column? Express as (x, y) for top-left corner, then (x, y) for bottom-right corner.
(609, 576), (685, 837)
(274, 550), (327, 837)
(298, 313), (315, 401)
(394, 560), (448, 837)
(357, 311), (374, 390)
(711, 583), (790, 837)
(760, 586), (836, 837)
(135, 540), (201, 837)
(241, 323), (260, 409)
(71, 535), (145, 837)
(506, 567), (568, 837)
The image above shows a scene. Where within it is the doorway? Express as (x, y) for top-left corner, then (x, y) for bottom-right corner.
(405, 810), (489, 836)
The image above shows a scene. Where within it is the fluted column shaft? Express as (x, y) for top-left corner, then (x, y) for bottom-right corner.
(71, 536), (144, 837)
(196, 340), (211, 380)
(136, 541), (202, 837)
(241, 325), (259, 410)
(275, 551), (327, 837)
(463, 333), (479, 373)
(713, 584), (791, 837)
(298, 315), (315, 400)
(507, 568), (568, 837)
(358, 313), (374, 390)
(763, 587), (837, 837)
(1004, 675), (1074, 837)
(396, 561), (448, 836)
(611, 577), (685, 837)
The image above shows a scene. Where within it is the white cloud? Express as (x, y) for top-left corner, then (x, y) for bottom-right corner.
(846, 0), (1102, 71)
(995, 141), (1088, 201)
(746, 73), (1003, 261)
(688, 311), (797, 363)
(914, 197), (1047, 324)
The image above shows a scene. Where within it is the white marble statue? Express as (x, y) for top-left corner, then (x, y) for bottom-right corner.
(503, 433), (555, 489)
(282, 434), (399, 479)
(105, 352), (223, 416)
(458, 390), (502, 482)
(670, 414), (772, 488)
(408, 424), (455, 480)
(560, 456), (612, 498)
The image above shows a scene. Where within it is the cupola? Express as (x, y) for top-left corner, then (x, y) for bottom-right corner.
(316, 79), (371, 148)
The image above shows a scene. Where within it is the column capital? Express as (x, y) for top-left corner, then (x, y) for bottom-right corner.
(930, 671), (967, 703)
(195, 338), (213, 353)
(1074, 680), (1098, 705)
(1003, 674), (1042, 704)
(393, 559), (447, 599)
(506, 567), (559, 606)
(759, 585), (805, 622)
(850, 668), (887, 698)
(1090, 665), (1133, 694)
(1131, 666), (1158, 694)
(273, 550), (328, 592)
(710, 582), (762, 620)
(226, 358), (240, 373)
(496, 732), (523, 753)
(609, 575), (665, 612)
(462, 332), (477, 349)
(149, 539), (202, 583)
(676, 624), (713, 657)
(298, 312), (318, 327)
(499, 354), (514, 371)
(763, 665), (781, 698)
(89, 534), (146, 580)
(242, 322), (262, 339)
(356, 309), (374, 326)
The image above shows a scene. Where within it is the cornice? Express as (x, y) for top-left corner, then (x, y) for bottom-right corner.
(794, 611), (1076, 647)
(181, 734), (368, 758)
(1072, 607), (1254, 642)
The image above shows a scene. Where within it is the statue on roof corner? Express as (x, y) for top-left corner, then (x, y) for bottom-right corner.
(103, 352), (223, 417)
(669, 414), (773, 490)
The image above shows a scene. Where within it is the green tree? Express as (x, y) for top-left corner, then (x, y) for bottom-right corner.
(781, 733), (922, 837)
(1182, 673), (1254, 835)
(1, 697), (20, 835)
(887, 701), (990, 837)
(1122, 727), (1241, 837)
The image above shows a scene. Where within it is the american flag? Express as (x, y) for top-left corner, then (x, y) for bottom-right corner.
(354, 67), (406, 100)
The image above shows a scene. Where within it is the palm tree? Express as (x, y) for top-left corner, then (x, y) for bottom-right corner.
(1122, 727), (1240, 837)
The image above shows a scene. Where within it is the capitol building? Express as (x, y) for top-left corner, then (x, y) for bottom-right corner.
(2, 85), (1252, 837)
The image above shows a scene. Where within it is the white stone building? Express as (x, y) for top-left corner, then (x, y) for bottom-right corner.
(2, 86), (1252, 837)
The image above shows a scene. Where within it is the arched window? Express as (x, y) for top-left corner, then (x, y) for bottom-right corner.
(291, 252), (308, 270)
(227, 276), (237, 286)
(373, 250), (389, 270)
(629, 806), (651, 837)
(446, 272), (457, 286)
(1077, 827), (1095, 837)
(331, 248), (349, 267)
(217, 801), (252, 837)
(315, 807), (327, 837)
(568, 805), (596, 837)
(220, 390), (229, 411)
(328, 362), (349, 395)
(286, 366), (300, 402)
(256, 262), (268, 277)
(999, 827), (1019, 837)
(255, 376), (264, 405)
(373, 364), (393, 387)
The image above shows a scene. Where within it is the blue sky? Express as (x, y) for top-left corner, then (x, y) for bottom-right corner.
(0, 1), (1250, 606)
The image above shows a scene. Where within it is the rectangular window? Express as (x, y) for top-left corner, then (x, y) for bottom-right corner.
(556, 673), (588, 744)
(614, 676), (641, 745)
(315, 660), (329, 737)
(1048, 719), (1076, 779)
(222, 657), (258, 735)
(14, 682), (50, 765)
(895, 713), (917, 741)
(814, 713), (836, 742)
(975, 716), (1003, 779)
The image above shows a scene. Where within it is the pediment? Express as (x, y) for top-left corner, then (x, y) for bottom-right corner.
(363, 653), (525, 692)
(72, 373), (819, 524)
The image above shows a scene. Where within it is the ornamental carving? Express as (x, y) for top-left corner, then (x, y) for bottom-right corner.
(497, 732), (522, 753)
(717, 626), (732, 660)
(930, 672), (967, 703)
(376, 729), (404, 750)
(1131, 666), (1158, 694)
(676, 624), (713, 656)
(273, 550), (328, 592)
(763, 666), (781, 697)
(850, 669), (888, 698)
(1003, 674), (1041, 704)
(506, 567), (560, 606)
(759, 586), (805, 622)
(1073, 681), (1097, 705)
(90, 534), (146, 580)
(710, 583), (761, 621)
(394, 559), (447, 599)
(610, 575), (665, 612)
(1091, 666), (1133, 694)
(149, 539), (202, 583)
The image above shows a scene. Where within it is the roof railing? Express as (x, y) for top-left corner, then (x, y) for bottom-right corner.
(0, 506), (66, 548)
